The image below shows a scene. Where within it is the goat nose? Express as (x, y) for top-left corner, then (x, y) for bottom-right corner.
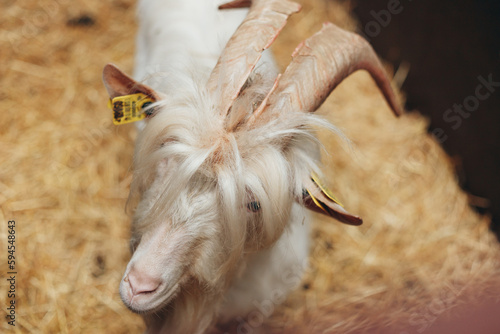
(126, 270), (161, 296)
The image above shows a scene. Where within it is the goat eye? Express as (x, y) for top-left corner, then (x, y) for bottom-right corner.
(247, 201), (261, 213)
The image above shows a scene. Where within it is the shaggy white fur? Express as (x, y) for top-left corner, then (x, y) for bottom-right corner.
(111, 0), (342, 332)
(124, 68), (336, 333)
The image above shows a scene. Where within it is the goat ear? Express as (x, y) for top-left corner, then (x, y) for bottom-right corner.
(102, 63), (160, 101)
(218, 0), (252, 9)
(301, 176), (363, 226)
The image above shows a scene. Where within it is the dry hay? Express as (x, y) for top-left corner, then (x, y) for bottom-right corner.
(1, 0), (499, 333)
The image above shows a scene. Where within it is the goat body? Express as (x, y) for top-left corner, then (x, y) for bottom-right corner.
(102, 0), (400, 332)
(134, 0), (252, 82)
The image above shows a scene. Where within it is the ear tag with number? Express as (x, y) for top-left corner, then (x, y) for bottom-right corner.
(108, 93), (154, 125)
(301, 173), (363, 226)
(310, 172), (343, 207)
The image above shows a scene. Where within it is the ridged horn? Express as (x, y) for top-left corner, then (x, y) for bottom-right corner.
(208, 0), (301, 116)
(249, 22), (402, 123)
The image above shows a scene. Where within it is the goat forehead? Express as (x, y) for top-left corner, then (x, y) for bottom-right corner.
(133, 94), (322, 217)
(148, 156), (264, 208)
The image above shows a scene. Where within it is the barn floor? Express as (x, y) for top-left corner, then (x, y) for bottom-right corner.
(1, 0), (499, 333)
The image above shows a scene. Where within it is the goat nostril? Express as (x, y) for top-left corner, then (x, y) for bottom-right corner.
(127, 271), (161, 297)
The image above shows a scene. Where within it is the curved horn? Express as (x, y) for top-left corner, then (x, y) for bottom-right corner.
(208, 0), (301, 116)
(250, 22), (402, 122)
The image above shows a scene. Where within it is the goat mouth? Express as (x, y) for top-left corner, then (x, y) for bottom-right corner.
(122, 280), (181, 314)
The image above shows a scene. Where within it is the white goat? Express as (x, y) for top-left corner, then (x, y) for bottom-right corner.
(102, 0), (401, 332)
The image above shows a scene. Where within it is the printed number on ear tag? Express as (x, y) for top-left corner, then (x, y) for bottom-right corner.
(310, 172), (343, 207)
(108, 93), (154, 125)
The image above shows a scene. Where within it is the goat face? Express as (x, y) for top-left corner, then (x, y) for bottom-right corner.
(109, 68), (320, 315)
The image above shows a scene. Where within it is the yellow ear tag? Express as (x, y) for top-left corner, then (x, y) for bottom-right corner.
(306, 189), (327, 213)
(310, 172), (344, 207)
(108, 93), (154, 125)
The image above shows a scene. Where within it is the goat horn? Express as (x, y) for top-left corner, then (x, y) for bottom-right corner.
(208, 0), (301, 116)
(249, 22), (402, 123)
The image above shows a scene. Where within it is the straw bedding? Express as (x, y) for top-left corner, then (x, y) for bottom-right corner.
(1, 0), (499, 333)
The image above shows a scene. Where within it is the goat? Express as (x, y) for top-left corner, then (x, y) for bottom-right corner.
(102, 0), (401, 332)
